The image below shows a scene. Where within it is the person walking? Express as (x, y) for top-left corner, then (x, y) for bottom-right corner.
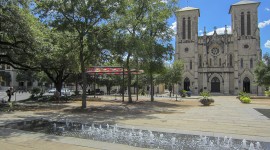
(6, 88), (12, 102)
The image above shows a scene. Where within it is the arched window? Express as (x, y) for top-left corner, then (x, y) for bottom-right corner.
(199, 55), (202, 67)
(247, 11), (251, 35)
(219, 58), (222, 66)
(182, 18), (186, 39)
(190, 60), (192, 70)
(241, 58), (243, 68)
(241, 12), (245, 35)
(188, 17), (191, 39)
(230, 54), (233, 67)
(250, 58), (253, 68)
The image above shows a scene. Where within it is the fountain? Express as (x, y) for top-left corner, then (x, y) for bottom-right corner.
(4, 119), (269, 150)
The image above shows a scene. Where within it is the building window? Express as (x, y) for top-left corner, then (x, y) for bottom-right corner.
(1, 64), (5, 70)
(6, 65), (10, 69)
(241, 58), (243, 68)
(219, 58), (221, 66)
(182, 18), (186, 39)
(230, 54), (233, 67)
(188, 17), (191, 39)
(199, 55), (202, 67)
(210, 58), (212, 66)
(250, 58), (253, 68)
(241, 12), (245, 35)
(184, 47), (189, 52)
(247, 11), (251, 35)
(190, 60), (192, 70)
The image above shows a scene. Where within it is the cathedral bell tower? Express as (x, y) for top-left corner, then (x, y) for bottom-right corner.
(229, 0), (261, 95)
(175, 7), (200, 94)
(229, 0), (260, 39)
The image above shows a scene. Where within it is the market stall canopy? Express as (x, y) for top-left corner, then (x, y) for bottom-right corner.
(86, 67), (144, 75)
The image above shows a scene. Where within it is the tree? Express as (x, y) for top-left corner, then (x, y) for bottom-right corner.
(164, 60), (184, 97)
(35, 0), (124, 108)
(137, 0), (177, 101)
(0, 0), (46, 70)
(115, 0), (177, 102)
(255, 53), (270, 87)
(39, 31), (79, 94)
(16, 70), (37, 86)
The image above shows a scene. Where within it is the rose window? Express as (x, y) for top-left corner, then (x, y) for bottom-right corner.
(211, 48), (219, 55)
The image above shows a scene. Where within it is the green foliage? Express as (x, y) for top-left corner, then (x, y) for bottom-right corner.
(199, 91), (214, 106)
(264, 91), (270, 97)
(200, 91), (211, 99)
(238, 91), (250, 99)
(255, 53), (270, 87)
(30, 87), (41, 97)
(180, 90), (187, 97)
(239, 96), (251, 104)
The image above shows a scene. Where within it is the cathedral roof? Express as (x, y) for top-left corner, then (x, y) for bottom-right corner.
(232, 0), (259, 6)
(229, 0), (260, 13)
(176, 7), (200, 16)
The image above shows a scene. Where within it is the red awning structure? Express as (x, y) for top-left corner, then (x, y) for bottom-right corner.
(86, 67), (144, 75)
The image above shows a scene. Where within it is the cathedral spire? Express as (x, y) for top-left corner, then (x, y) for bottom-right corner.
(203, 26), (206, 36)
(214, 26), (217, 33)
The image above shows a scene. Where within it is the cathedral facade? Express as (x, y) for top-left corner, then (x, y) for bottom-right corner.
(175, 0), (263, 95)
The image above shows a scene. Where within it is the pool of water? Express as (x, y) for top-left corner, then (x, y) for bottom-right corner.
(4, 119), (270, 150)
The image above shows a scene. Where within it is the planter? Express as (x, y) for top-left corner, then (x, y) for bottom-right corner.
(200, 98), (214, 106)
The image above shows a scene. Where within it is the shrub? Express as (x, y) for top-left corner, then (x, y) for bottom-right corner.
(180, 90), (187, 97)
(238, 91), (250, 99)
(240, 96), (251, 103)
(200, 91), (211, 98)
(30, 87), (41, 97)
(199, 91), (214, 106)
(264, 91), (270, 97)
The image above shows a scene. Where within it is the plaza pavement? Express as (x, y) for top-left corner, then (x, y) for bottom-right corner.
(0, 95), (270, 149)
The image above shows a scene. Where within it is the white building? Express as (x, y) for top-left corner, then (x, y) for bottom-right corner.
(175, 0), (263, 95)
(0, 64), (38, 90)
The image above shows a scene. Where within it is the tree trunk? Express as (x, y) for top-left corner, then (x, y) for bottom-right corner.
(75, 74), (78, 95)
(126, 53), (132, 103)
(150, 72), (154, 102)
(80, 36), (87, 109)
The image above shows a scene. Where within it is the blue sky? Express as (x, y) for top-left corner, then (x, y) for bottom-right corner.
(169, 0), (270, 56)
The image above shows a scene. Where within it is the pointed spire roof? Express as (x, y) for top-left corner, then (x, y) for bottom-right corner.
(229, 0), (260, 13)
(176, 7), (200, 16)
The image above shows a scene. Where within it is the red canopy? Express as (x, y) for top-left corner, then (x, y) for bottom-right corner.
(86, 67), (144, 75)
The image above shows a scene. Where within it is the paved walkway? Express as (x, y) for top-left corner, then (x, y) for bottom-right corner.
(0, 96), (270, 149)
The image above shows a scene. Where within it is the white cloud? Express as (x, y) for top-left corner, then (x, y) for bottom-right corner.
(206, 26), (232, 35)
(265, 40), (270, 49)
(170, 21), (177, 34)
(266, 8), (270, 11)
(258, 19), (270, 28)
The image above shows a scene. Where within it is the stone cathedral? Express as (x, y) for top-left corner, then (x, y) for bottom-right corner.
(175, 0), (263, 95)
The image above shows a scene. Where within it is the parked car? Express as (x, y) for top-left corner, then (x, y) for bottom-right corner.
(61, 88), (71, 96)
(88, 89), (104, 95)
(48, 88), (56, 93)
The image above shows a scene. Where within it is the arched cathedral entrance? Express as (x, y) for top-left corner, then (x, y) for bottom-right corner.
(184, 78), (190, 91)
(211, 77), (220, 92)
(243, 77), (250, 93)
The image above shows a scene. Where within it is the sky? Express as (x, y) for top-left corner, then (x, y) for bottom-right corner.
(169, 0), (270, 56)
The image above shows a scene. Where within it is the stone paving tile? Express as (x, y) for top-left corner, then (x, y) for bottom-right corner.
(0, 95), (270, 149)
